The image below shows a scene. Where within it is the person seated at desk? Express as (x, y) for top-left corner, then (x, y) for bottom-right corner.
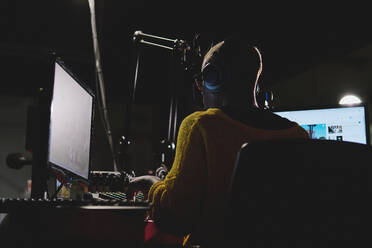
(130, 36), (310, 247)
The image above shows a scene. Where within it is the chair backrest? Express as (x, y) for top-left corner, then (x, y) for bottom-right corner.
(224, 139), (372, 248)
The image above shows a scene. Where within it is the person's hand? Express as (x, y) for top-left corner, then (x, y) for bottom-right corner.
(129, 175), (161, 191)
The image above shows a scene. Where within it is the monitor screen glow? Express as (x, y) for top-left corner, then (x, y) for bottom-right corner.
(274, 106), (369, 145)
(48, 61), (93, 179)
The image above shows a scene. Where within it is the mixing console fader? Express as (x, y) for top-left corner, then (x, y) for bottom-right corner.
(87, 170), (145, 202)
(88, 170), (134, 193)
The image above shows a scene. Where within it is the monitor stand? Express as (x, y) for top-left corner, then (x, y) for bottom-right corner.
(26, 103), (63, 200)
(25, 104), (50, 199)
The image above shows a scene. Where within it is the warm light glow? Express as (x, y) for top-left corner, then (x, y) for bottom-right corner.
(339, 95), (362, 105)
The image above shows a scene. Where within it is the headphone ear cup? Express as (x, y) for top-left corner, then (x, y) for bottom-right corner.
(202, 63), (220, 83)
(256, 86), (274, 110)
(202, 63), (225, 93)
(254, 83), (261, 107)
(255, 83), (260, 98)
(265, 90), (274, 109)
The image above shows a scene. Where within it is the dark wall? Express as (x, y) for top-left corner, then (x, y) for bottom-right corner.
(0, 96), (32, 198)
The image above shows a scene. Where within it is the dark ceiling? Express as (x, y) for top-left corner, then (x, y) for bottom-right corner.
(1, 1), (372, 104)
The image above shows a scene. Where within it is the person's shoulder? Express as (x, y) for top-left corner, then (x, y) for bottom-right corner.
(183, 108), (221, 121)
(220, 105), (296, 130)
(183, 110), (203, 122)
(179, 110), (205, 130)
(263, 110), (298, 129)
(180, 109), (222, 130)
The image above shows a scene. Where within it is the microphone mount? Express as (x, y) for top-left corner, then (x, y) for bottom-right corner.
(122, 31), (197, 172)
(132, 30), (190, 66)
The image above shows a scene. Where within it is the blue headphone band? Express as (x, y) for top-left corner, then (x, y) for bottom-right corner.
(204, 81), (222, 92)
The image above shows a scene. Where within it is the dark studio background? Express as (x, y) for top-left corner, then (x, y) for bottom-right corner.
(1, 1), (372, 199)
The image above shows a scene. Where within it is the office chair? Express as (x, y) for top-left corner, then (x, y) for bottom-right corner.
(224, 139), (372, 248)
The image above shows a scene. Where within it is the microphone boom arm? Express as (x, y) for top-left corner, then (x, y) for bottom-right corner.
(133, 30), (189, 62)
(128, 31), (191, 171)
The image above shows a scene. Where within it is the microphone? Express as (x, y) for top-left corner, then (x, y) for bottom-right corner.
(6, 153), (32, 169)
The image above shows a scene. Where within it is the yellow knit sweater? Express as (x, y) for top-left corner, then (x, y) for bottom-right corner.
(148, 108), (309, 246)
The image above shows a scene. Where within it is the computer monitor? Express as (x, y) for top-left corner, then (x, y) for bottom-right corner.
(48, 58), (94, 180)
(274, 104), (370, 145)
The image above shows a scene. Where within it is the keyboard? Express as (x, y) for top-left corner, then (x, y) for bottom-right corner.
(0, 197), (151, 213)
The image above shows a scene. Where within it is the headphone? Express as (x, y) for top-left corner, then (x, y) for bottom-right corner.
(194, 38), (264, 107)
(195, 38), (234, 94)
(192, 62), (227, 110)
(199, 60), (230, 93)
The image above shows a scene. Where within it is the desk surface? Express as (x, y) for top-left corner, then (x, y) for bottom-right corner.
(0, 202), (151, 248)
(0, 197), (151, 213)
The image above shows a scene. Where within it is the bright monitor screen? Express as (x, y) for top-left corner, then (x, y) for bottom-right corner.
(48, 59), (94, 179)
(274, 105), (370, 145)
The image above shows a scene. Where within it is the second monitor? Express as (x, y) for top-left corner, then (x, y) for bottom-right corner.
(48, 57), (95, 180)
(274, 104), (370, 145)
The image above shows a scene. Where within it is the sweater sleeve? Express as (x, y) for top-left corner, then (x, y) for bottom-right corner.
(148, 113), (207, 235)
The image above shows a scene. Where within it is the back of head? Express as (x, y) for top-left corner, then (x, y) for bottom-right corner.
(201, 36), (263, 107)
